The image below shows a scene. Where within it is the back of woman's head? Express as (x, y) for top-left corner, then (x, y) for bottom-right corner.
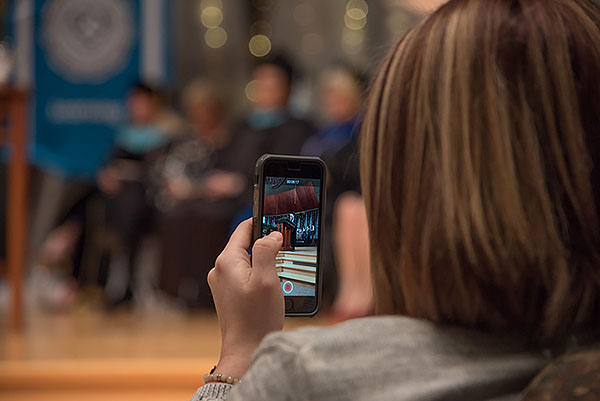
(361, 0), (600, 341)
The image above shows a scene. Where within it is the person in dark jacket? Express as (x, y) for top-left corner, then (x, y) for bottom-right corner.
(234, 53), (315, 184)
(98, 83), (174, 307)
(228, 53), (316, 230)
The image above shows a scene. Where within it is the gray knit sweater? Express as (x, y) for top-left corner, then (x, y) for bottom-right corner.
(191, 316), (550, 401)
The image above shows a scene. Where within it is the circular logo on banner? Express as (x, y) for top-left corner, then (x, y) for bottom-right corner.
(282, 281), (294, 294)
(41, 0), (134, 83)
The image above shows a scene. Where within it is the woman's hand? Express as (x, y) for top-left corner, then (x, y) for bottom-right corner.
(208, 219), (284, 379)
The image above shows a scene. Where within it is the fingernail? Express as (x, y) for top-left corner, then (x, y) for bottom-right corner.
(270, 231), (283, 241)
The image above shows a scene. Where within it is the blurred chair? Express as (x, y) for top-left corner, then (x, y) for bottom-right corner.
(0, 88), (28, 329)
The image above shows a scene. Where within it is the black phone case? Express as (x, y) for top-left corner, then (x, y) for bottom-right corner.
(253, 154), (326, 317)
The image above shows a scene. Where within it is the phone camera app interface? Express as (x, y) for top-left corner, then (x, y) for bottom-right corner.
(262, 176), (320, 297)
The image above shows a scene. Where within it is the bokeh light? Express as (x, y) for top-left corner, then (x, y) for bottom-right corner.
(346, 0), (368, 15)
(346, 7), (366, 20)
(201, 6), (224, 28)
(249, 34), (272, 57)
(205, 26), (228, 48)
(344, 13), (367, 30)
(245, 79), (259, 102)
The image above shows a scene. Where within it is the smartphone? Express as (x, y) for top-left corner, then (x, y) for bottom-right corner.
(253, 154), (326, 316)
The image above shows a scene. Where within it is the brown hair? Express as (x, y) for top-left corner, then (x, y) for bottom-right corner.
(361, 0), (600, 340)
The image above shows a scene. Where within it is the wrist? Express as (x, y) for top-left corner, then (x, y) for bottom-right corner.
(215, 331), (275, 379)
(204, 365), (242, 385)
(214, 353), (252, 379)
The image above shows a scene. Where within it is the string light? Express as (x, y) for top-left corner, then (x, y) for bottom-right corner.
(249, 34), (272, 57)
(201, 6), (223, 28)
(342, 0), (367, 54)
(346, 0), (368, 14)
(346, 7), (366, 20)
(198, 0), (226, 49)
(344, 13), (366, 30)
(245, 80), (259, 102)
(205, 26), (227, 48)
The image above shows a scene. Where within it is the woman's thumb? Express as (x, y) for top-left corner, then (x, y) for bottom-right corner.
(251, 231), (283, 273)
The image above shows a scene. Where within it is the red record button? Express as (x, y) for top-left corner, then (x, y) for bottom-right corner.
(282, 281), (294, 294)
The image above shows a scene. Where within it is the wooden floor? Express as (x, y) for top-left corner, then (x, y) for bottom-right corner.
(0, 302), (325, 401)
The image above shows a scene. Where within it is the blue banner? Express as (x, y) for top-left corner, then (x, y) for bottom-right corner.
(9, 0), (170, 180)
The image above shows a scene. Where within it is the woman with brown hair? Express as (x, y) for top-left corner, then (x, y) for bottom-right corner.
(192, 0), (600, 399)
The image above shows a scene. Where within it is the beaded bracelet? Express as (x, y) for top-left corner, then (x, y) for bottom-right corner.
(203, 365), (242, 385)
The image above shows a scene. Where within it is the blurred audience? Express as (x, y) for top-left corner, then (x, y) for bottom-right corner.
(28, 58), (376, 315)
(155, 80), (250, 308)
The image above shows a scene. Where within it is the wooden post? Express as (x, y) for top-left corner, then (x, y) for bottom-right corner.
(5, 90), (28, 330)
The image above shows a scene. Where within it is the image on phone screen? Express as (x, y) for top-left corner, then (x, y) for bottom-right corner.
(261, 176), (320, 297)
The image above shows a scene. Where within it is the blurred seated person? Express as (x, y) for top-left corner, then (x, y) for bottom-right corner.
(156, 80), (249, 308)
(98, 82), (174, 307)
(235, 53), (315, 182)
(229, 53), (316, 233)
(191, 0), (600, 399)
(301, 65), (364, 157)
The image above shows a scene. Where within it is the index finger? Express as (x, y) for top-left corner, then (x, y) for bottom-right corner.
(223, 218), (253, 253)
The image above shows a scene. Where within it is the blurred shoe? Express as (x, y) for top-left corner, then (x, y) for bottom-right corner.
(31, 265), (77, 312)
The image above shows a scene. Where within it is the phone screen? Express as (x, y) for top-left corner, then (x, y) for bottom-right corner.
(262, 176), (321, 298)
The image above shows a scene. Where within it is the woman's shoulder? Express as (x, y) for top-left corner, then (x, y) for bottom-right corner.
(254, 316), (447, 373)
(246, 316), (548, 401)
(262, 315), (530, 354)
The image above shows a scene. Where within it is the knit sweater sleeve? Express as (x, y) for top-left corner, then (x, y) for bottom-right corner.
(190, 331), (309, 401)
